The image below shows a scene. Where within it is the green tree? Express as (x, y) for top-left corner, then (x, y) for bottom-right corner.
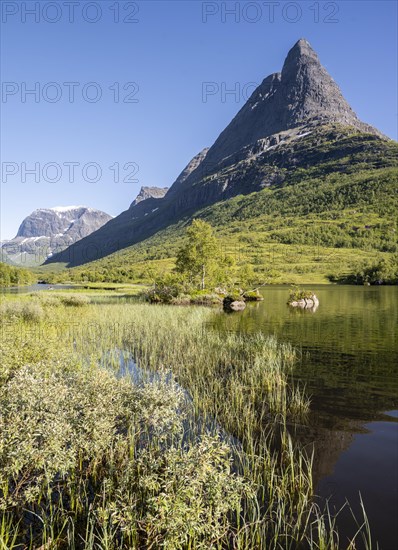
(0, 262), (35, 287)
(238, 264), (256, 288)
(175, 220), (219, 290)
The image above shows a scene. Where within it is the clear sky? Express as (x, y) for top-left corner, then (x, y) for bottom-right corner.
(1, 0), (397, 240)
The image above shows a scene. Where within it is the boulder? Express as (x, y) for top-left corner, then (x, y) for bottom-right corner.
(289, 294), (319, 310)
(229, 300), (246, 311)
(223, 297), (246, 311)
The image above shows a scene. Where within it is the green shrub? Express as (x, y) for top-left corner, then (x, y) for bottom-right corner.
(0, 262), (35, 287)
(0, 358), (249, 548)
(328, 255), (398, 285)
(140, 437), (250, 549)
(243, 290), (264, 301)
(20, 302), (44, 321)
(0, 300), (44, 322)
(60, 294), (90, 307)
(145, 284), (179, 304)
(288, 287), (315, 302)
(224, 292), (243, 303)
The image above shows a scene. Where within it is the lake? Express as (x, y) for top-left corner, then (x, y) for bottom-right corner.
(210, 285), (398, 549)
(2, 283), (397, 547)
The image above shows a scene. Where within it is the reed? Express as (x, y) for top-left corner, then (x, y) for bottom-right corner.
(0, 295), (371, 548)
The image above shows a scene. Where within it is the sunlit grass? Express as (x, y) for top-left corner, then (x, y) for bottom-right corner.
(0, 294), (373, 548)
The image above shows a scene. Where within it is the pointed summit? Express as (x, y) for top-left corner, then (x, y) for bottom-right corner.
(285, 38), (318, 60)
(294, 37), (313, 48)
(130, 186), (169, 208)
(202, 39), (382, 167)
(280, 38), (360, 129)
(281, 38), (320, 78)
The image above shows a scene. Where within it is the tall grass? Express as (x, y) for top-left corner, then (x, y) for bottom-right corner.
(0, 295), (372, 548)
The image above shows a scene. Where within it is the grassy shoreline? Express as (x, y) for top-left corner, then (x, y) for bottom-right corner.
(0, 293), (372, 548)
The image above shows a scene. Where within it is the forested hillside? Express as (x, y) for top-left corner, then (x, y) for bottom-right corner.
(43, 162), (397, 285)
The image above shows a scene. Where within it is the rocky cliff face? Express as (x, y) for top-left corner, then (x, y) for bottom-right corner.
(190, 38), (382, 175)
(45, 38), (391, 268)
(130, 187), (169, 208)
(166, 148), (209, 196)
(2, 206), (112, 265)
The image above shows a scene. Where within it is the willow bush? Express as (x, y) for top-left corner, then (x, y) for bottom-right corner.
(0, 294), (371, 548)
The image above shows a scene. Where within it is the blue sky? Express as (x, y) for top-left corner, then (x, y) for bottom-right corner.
(1, 0), (397, 239)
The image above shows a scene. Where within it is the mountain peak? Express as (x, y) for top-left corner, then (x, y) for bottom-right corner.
(2, 205), (112, 265)
(201, 39), (383, 168)
(130, 186), (169, 208)
(15, 206), (111, 239)
(282, 38), (319, 73)
(291, 37), (315, 54)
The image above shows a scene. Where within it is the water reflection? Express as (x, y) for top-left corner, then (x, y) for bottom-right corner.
(210, 285), (398, 549)
(1, 283), (81, 294)
(288, 302), (319, 313)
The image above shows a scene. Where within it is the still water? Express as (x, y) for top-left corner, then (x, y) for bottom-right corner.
(210, 285), (398, 550)
(1, 283), (80, 293)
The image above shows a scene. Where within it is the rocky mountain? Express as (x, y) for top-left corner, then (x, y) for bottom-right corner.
(0, 249), (16, 266)
(130, 186), (169, 208)
(201, 38), (382, 171)
(45, 38), (395, 268)
(2, 206), (112, 265)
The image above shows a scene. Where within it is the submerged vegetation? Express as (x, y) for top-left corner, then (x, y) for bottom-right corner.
(0, 291), (373, 548)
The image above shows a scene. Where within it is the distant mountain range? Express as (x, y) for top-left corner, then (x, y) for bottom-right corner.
(1, 206), (112, 266)
(37, 38), (397, 269)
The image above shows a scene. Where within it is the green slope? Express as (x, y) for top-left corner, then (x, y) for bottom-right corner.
(43, 160), (398, 285)
(44, 125), (398, 269)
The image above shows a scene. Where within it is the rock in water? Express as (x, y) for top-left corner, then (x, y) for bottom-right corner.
(289, 294), (319, 310)
(223, 297), (246, 311)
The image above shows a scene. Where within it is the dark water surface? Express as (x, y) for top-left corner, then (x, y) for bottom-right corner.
(1, 283), (80, 293)
(210, 285), (398, 550)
